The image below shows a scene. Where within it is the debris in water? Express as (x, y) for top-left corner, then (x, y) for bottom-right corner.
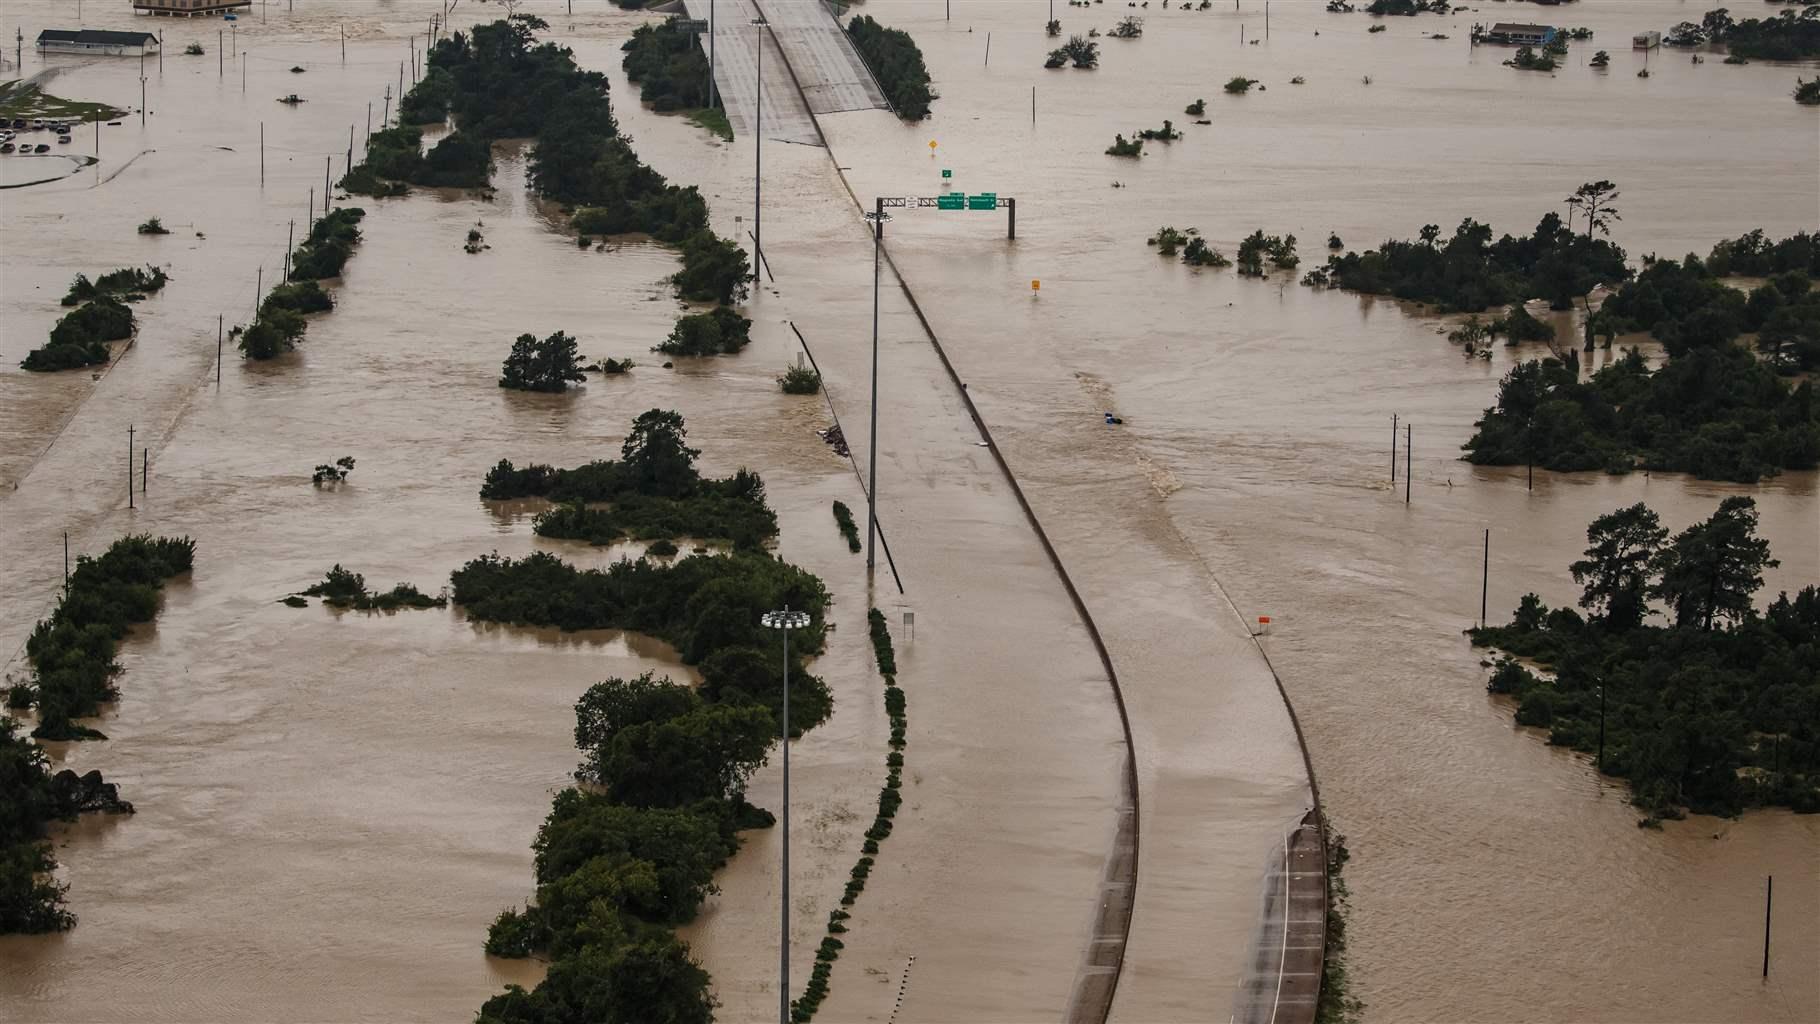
(818, 424), (851, 458)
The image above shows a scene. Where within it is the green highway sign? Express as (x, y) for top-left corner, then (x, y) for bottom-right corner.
(941, 168), (952, 179)
(967, 192), (997, 210)
(936, 192), (965, 210)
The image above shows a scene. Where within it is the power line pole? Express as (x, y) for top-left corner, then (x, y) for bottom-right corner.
(217, 314), (223, 384)
(127, 425), (135, 509)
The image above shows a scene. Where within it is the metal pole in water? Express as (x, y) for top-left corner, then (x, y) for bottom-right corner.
(127, 425), (135, 509)
(365, 103), (371, 152)
(985, 32), (991, 66)
(710, 0), (717, 108)
(219, 31), (223, 77)
(1404, 424), (1412, 504)
(1763, 876), (1772, 978)
(64, 532), (69, 593)
(781, 619), (791, 1024)
(285, 220), (293, 280)
(1391, 413), (1398, 482)
(324, 155), (330, 212)
(1480, 528), (1489, 626)
(260, 122), (264, 185)
(217, 314), (223, 384)
(255, 266), (262, 316)
(142, 449), (147, 495)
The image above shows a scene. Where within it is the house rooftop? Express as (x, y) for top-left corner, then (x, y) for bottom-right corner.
(1488, 23), (1555, 34)
(37, 29), (160, 45)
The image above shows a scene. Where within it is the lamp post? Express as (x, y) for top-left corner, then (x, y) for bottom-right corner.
(761, 606), (809, 1024)
(864, 202), (890, 571)
(752, 17), (766, 279)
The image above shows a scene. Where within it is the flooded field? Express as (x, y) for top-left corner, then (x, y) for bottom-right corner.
(1, 0), (1815, 1022)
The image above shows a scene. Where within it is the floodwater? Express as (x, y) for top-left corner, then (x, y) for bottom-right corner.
(1, 2), (1815, 1023)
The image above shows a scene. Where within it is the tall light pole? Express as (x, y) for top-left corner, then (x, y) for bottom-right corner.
(752, 17), (766, 279)
(761, 607), (810, 1024)
(864, 201), (890, 571)
(709, 0), (718, 108)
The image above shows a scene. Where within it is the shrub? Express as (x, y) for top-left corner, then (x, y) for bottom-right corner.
(656, 307), (752, 357)
(1184, 98), (1205, 116)
(62, 265), (168, 306)
(1105, 134), (1143, 157)
(672, 231), (750, 305)
(312, 455), (356, 485)
(832, 501), (860, 553)
(22, 296), (134, 371)
(778, 366), (821, 394)
(1224, 76), (1259, 94)
(136, 217), (170, 235)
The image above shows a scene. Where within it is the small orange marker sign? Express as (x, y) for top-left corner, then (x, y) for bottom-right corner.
(1031, 279), (1041, 292)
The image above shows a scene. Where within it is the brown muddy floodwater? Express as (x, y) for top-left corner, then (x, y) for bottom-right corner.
(2, 1), (1816, 1023)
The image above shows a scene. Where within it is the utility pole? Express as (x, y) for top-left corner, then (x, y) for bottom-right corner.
(142, 449), (147, 495)
(64, 533), (69, 594)
(255, 266), (263, 316)
(219, 31), (223, 77)
(140, 57), (147, 127)
(1404, 423), (1411, 504)
(217, 314), (223, 384)
(127, 425), (135, 509)
(260, 122), (265, 185)
(347, 124), (354, 176)
(365, 103), (371, 153)
(285, 220), (293, 280)
(1391, 413), (1398, 482)
(341, 23), (346, 62)
(383, 84), (391, 129)
(1763, 876), (1773, 978)
(710, 0), (718, 108)
(324, 155), (331, 212)
(1480, 529), (1490, 626)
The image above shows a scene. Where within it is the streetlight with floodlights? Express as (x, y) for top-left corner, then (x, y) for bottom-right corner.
(761, 606), (809, 1024)
(863, 203), (891, 571)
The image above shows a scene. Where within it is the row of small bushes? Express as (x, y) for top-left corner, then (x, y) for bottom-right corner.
(339, 122), (494, 197)
(231, 211), (362, 360)
(486, 410), (779, 549)
(61, 265), (168, 307)
(16, 534), (196, 741)
(621, 17), (711, 112)
(294, 565), (445, 610)
(21, 295), (135, 371)
(2, 534), (191, 934)
(847, 15), (935, 121)
(831, 501), (860, 552)
(457, 539), (834, 1021)
(791, 608), (908, 1021)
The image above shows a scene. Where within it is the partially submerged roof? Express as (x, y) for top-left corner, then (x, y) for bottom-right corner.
(37, 29), (160, 45)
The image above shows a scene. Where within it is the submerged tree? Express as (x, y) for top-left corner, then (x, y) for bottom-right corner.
(500, 330), (586, 393)
(1569, 503), (1667, 631)
(1651, 496), (1779, 632)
